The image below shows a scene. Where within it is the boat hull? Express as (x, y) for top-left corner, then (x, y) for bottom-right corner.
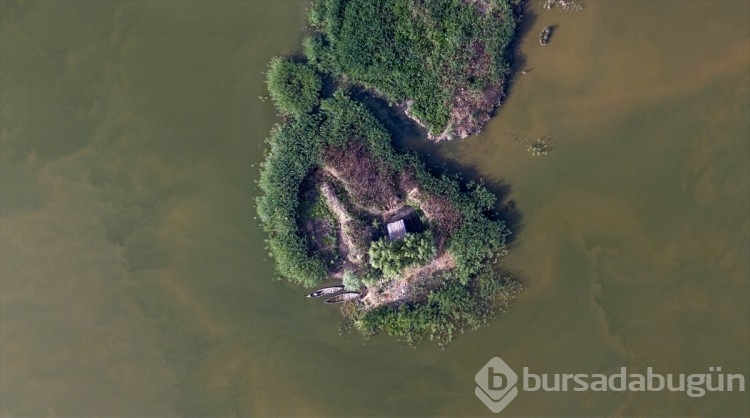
(323, 292), (361, 304)
(306, 285), (344, 298)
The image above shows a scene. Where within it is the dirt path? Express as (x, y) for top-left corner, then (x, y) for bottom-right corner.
(320, 182), (364, 263)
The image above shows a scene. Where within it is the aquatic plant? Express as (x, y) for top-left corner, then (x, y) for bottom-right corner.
(542, 0), (584, 12)
(526, 137), (553, 156)
(507, 132), (553, 156)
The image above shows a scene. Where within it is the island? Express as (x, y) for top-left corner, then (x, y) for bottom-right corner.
(257, 0), (523, 346)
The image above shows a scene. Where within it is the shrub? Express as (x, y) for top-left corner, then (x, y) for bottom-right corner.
(350, 270), (517, 347)
(368, 232), (436, 277)
(342, 270), (362, 291)
(449, 218), (508, 284)
(256, 115), (326, 286)
(266, 57), (322, 116)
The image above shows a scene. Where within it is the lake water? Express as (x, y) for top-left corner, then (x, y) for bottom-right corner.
(1, 1), (748, 416)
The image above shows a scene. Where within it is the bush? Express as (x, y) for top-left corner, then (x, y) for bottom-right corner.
(449, 218), (508, 284)
(342, 270), (362, 291)
(266, 57), (323, 116)
(368, 232), (436, 277)
(256, 115), (326, 286)
(350, 271), (517, 347)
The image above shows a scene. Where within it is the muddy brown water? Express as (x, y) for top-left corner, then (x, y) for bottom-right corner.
(1, 1), (748, 416)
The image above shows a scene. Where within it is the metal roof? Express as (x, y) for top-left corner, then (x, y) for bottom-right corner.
(387, 219), (407, 241)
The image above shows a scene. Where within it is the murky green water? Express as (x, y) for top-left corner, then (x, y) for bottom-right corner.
(1, 1), (748, 416)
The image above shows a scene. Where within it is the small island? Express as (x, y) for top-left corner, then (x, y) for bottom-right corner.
(257, 0), (523, 346)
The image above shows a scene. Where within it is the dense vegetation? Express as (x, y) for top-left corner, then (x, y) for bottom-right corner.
(257, 84), (401, 287)
(256, 113), (327, 287)
(342, 270), (362, 291)
(368, 232), (436, 278)
(266, 57), (323, 115)
(348, 268), (520, 346)
(258, 85), (509, 284)
(257, 0), (523, 345)
(304, 0), (521, 139)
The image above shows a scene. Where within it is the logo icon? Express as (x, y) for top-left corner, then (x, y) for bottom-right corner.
(475, 357), (519, 413)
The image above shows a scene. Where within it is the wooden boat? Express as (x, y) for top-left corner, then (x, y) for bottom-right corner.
(323, 292), (360, 304)
(306, 285), (344, 298)
(539, 26), (552, 45)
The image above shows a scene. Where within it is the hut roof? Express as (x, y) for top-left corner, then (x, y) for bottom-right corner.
(387, 219), (407, 241)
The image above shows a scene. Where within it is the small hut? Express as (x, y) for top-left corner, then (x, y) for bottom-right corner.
(387, 219), (407, 241)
